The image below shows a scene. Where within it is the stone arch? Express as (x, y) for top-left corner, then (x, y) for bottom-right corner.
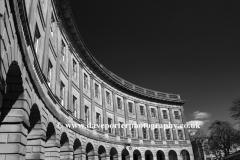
(0, 61), (29, 159)
(157, 150), (165, 160)
(133, 149), (142, 160)
(45, 122), (58, 160)
(73, 138), (82, 160)
(60, 132), (72, 160)
(98, 145), (107, 160)
(86, 142), (95, 160)
(145, 150), (153, 160)
(110, 147), (118, 160)
(26, 104), (44, 160)
(180, 150), (190, 160)
(122, 148), (130, 160)
(169, 150), (178, 160)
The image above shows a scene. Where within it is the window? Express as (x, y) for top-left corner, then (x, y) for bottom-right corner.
(73, 96), (77, 117)
(178, 130), (184, 140)
(108, 118), (112, 133)
(151, 108), (156, 117)
(34, 24), (41, 54)
(47, 60), (53, 87)
(95, 83), (99, 98)
(85, 106), (89, 124)
(60, 81), (65, 106)
(131, 126), (135, 138)
(162, 110), (168, 119)
(154, 128), (159, 139)
(119, 122), (124, 136)
(166, 129), (171, 140)
(84, 73), (88, 89)
(96, 113), (101, 129)
(174, 111), (180, 119)
(50, 13), (55, 36)
(61, 40), (66, 62)
(117, 97), (122, 109)
(106, 91), (111, 105)
(128, 102), (133, 113)
(140, 106), (145, 115)
(72, 59), (77, 78)
(142, 127), (147, 139)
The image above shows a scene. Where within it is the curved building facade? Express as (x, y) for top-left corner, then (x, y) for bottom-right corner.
(0, 0), (193, 160)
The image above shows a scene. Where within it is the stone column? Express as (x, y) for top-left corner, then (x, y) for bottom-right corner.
(90, 74), (96, 125)
(112, 92), (119, 135)
(101, 83), (107, 131)
(157, 107), (165, 140)
(135, 101), (142, 138)
(146, 104), (154, 140)
(123, 96), (130, 137)
(79, 63), (85, 121)
(181, 108), (190, 140)
(169, 108), (177, 140)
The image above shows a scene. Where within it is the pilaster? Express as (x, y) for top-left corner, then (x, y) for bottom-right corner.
(112, 91), (119, 135)
(181, 108), (190, 140)
(90, 74), (96, 125)
(123, 96), (130, 137)
(135, 101), (142, 139)
(146, 104), (153, 140)
(67, 47), (73, 113)
(169, 108), (177, 140)
(157, 106), (165, 140)
(101, 83), (107, 131)
(79, 64), (84, 121)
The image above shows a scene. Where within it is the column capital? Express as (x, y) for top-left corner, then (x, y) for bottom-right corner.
(134, 100), (140, 104)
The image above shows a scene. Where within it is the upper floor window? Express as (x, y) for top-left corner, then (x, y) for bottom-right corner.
(119, 122), (124, 136)
(128, 102), (133, 114)
(140, 106), (145, 115)
(117, 97), (122, 109)
(60, 81), (65, 106)
(50, 13), (55, 36)
(151, 108), (156, 117)
(34, 24), (41, 54)
(95, 83), (99, 98)
(154, 128), (159, 140)
(131, 126), (135, 138)
(166, 129), (171, 140)
(142, 127), (147, 139)
(174, 111), (180, 119)
(73, 96), (77, 117)
(162, 110), (168, 119)
(106, 91), (111, 105)
(108, 118), (112, 133)
(96, 113), (101, 129)
(61, 40), (66, 62)
(72, 59), (77, 78)
(47, 60), (53, 87)
(178, 129), (184, 140)
(83, 73), (88, 90)
(85, 106), (89, 124)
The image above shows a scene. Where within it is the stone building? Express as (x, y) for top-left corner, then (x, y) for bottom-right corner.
(0, 0), (193, 160)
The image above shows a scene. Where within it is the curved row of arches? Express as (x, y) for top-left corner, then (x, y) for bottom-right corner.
(0, 61), (192, 160)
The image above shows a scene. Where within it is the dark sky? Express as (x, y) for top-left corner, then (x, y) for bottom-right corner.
(70, 0), (240, 129)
